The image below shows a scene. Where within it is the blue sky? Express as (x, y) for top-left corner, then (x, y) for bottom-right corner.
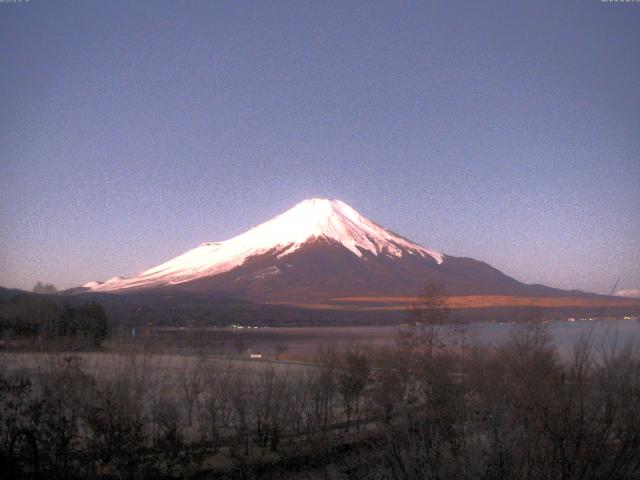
(1, 0), (639, 294)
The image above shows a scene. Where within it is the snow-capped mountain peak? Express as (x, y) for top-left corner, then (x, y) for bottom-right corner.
(86, 198), (443, 292)
(615, 289), (640, 299)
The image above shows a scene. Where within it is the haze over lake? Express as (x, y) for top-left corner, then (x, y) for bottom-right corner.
(152, 318), (640, 360)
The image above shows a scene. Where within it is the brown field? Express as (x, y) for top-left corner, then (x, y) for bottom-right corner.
(267, 294), (640, 311)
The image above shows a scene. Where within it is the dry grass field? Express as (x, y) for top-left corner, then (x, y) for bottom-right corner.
(267, 294), (640, 311)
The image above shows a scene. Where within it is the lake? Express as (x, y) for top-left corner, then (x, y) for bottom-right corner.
(149, 317), (640, 360)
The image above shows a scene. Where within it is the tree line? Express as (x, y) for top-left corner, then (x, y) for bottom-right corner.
(0, 296), (108, 347)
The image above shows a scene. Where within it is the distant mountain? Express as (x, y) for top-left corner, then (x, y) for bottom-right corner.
(83, 198), (593, 303)
(615, 289), (640, 299)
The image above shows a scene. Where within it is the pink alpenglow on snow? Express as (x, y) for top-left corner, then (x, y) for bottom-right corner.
(86, 199), (444, 292)
(615, 289), (640, 299)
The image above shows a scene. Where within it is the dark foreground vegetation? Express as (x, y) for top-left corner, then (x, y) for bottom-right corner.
(0, 295), (108, 348)
(1, 285), (639, 479)
(2, 315), (640, 479)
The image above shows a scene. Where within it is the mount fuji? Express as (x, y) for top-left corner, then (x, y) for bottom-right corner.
(83, 198), (584, 303)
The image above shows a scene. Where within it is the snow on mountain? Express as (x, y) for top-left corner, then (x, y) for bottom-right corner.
(615, 289), (640, 299)
(87, 198), (444, 292)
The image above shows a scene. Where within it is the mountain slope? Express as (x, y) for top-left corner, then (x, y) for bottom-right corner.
(616, 289), (640, 299)
(87, 199), (443, 293)
(172, 238), (571, 301)
(84, 198), (591, 302)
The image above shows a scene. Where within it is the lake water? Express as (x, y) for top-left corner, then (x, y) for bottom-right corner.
(158, 318), (640, 360)
(465, 318), (640, 357)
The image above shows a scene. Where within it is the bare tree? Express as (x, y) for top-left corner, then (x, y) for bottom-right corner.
(337, 346), (371, 432)
(197, 361), (228, 449)
(371, 348), (408, 423)
(229, 374), (252, 456)
(252, 366), (292, 451)
(83, 380), (147, 477)
(308, 345), (338, 435)
(397, 282), (451, 358)
(179, 357), (204, 427)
